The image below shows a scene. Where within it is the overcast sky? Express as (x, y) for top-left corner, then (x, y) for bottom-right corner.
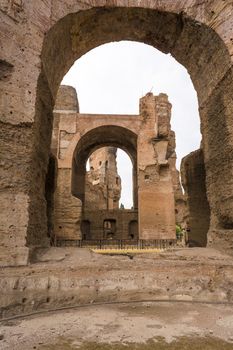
(62, 41), (201, 208)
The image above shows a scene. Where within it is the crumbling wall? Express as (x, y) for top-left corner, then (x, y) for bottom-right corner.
(52, 86), (82, 241)
(85, 147), (121, 210)
(168, 131), (187, 228)
(82, 209), (138, 240)
(51, 87), (178, 242)
(54, 85), (79, 112)
(138, 93), (176, 239)
(181, 149), (210, 247)
(52, 88), (178, 241)
(54, 168), (82, 241)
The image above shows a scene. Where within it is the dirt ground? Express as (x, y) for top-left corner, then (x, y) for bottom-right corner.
(1, 247), (233, 349)
(0, 301), (233, 350)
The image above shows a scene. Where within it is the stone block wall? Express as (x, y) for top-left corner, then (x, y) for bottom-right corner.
(82, 209), (138, 240)
(85, 147), (121, 211)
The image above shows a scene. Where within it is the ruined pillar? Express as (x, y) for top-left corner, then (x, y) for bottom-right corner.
(0, 69), (52, 266)
(181, 149), (210, 247)
(138, 93), (176, 240)
(53, 86), (82, 241)
(199, 67), (233, 254)
(54, 168), (82, 241)
(86, 147), (121, 210)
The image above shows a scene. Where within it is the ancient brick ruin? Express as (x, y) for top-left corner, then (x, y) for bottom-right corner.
(51, 85), (186, 243)
(83, 147), (138, 240)
(1, 0), (233, 320)
(85, 147), (122, 212)
(1, 1), (233, 266)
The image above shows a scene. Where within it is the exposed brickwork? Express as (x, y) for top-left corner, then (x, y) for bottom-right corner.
(0, 1), (233, 263)
(85, 147), (121, 211)
(52, 87), (180, 242)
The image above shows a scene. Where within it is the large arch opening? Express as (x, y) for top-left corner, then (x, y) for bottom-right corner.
(70, 125), (138, 242)
(29, 6), (233, 254)
(61, 39), (203, 246)
(81, 144), (136, 241)
(85, 147), (134, 211)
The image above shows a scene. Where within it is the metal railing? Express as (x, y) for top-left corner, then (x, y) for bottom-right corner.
(55, 239), (177, 249)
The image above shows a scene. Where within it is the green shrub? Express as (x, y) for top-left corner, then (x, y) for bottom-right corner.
(176, 224), (182, 239)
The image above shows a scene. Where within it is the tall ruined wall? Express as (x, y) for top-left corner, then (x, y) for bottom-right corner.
(181, 149), (210, 247)
(52, 86), (82, 241)
(85, 147), (121, 210)
(168, 131), (187, 228)
(138, 93), (177, 239)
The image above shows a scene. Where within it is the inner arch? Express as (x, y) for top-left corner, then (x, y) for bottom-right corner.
(71, 125), (137, 208)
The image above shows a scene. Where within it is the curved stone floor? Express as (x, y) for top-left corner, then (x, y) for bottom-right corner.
(1, 247), (233, 320)
(0, 301), (233, 349)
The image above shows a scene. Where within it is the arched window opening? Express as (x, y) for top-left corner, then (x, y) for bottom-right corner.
(129, 220), (138, 240)
(81, 220), (91, 240)
(103, 219), (116, 239)
(85, 147), (133, 211)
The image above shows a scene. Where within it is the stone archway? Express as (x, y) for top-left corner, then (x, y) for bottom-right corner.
(1, 2), (233, 265)
(53, 86), (178, 242)
(71, 125), (137, 205)
(36, 6), (233, 254)
(67, 125), (138, 242)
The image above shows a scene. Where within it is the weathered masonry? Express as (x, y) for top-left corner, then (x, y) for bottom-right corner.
(52, 85), (183, 243)
(1, 1), (233, 267)
(83, 146), (139, 241)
